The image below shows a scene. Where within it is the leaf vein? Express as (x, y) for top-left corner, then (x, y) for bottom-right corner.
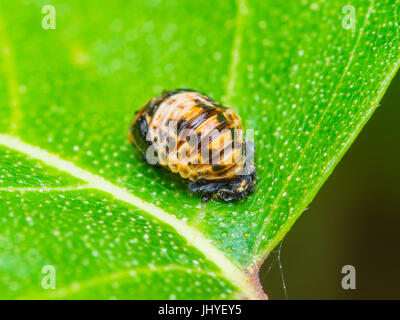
(252, 0), (376, 260)
(0, 133), (264, 299)
(19, 265), (218, 299)
(0, 185), (93, 192)
(223, 0), (249, 106)
(0, 13), (22, 134)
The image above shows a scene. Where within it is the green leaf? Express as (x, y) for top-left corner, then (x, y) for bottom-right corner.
(0, 0), (399, 299)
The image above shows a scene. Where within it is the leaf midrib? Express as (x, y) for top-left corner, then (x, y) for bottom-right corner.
(0, 134), (265, 299)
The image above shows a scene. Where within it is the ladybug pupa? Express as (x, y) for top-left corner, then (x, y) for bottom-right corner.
(128, 89), (256, 202)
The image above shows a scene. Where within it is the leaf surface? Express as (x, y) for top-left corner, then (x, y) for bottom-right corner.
(0, 0), (399, 299)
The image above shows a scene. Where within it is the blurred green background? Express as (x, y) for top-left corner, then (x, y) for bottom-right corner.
(261, 72), (400, 299)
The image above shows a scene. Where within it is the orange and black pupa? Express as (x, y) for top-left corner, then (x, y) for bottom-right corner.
(128, 89), (256, 201)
